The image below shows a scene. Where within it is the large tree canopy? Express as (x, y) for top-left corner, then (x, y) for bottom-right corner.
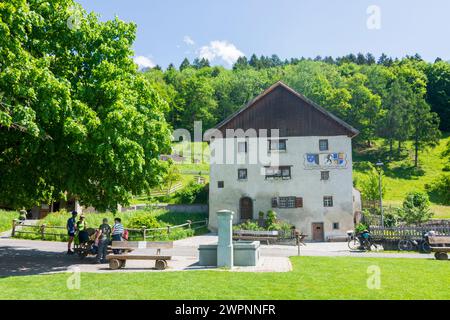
(0, 0), (171, 210)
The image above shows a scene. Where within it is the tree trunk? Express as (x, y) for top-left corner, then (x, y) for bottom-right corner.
(398, 140), (402, 155)
(389, 139), (393, 159)
(414, 136), (419, 167)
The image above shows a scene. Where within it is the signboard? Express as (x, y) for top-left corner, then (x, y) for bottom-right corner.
(304, 152), (347, 169)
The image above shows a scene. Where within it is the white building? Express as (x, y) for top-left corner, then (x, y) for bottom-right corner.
(207, 82), (360, 241)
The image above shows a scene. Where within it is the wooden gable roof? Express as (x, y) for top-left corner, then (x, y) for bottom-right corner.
(215, 81), (359, 138)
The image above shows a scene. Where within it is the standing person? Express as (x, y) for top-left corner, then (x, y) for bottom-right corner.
(112, 217), (124, 254)
(76, 214), (88, 244)
(66, 211), (77, 255)
(96, 218), (111, 264)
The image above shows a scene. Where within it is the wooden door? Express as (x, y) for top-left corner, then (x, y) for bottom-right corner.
(239, 197), (253, 221)
(312, 223), (324, 241)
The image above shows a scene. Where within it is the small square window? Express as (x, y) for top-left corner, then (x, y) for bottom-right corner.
(333, 222), (340, 230)
(319, 139), (329, 151)
(323, 196), (333, 207)
(238, 169), (247, 180)
(321, 171), (330, 181)
(238, 141), (247, 153)
(218, 181), (224, 188)
(269, 139), (287, 151)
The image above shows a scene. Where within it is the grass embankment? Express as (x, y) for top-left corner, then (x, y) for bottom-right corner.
(13, 210), (207, 242)
(354, 135), (450, 218)
(0, 256), (448, 300)
(130, 142), (209, 205)
(0, 210), (18, 233)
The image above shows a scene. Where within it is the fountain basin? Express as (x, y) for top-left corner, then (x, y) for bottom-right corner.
(198, 241), (260, 267)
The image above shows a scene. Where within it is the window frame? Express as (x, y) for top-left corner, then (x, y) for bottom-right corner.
(217, 181), (224, 189)
(332, 222), (340, 230)
(272, 196), (303, 209)
(264, 166), (292, 180)
(321, 171), (330, 181)
(237, 141), (248, 153)
(319, 139), (329, 151)
(323, 196), (334, 207)
(237, 168), (248, 180)
(268, 139), (287, 152)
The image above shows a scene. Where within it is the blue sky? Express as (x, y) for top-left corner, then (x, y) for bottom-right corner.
(77, 0), (450, 69)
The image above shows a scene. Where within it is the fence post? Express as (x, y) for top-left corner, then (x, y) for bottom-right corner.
(11, 219), (17, 237)
(41, 224), (46, 240)
(142, 227), (146, 240)
(187, 220), (192, 229)
(167, 226), (171, 234)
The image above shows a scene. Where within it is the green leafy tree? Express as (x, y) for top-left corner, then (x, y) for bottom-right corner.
(425, 61), (450, 131)
(358, 164), (386, 210)
(233, 56), (249, 70)
(410, 97), (441, 167)
(0, 0), (171, 211)
(401, 192), (433, 225)
(179, 58), (191, 71)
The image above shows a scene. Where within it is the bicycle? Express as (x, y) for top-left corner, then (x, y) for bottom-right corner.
(398, 232), (434, 252)
(348, 232), (381, 251)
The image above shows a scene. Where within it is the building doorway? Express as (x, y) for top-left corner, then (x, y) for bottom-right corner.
(239, 197), (253, 221)
(312, 222), (324, 241)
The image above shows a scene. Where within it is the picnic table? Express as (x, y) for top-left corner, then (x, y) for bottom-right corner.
(106, 241), (173, 270)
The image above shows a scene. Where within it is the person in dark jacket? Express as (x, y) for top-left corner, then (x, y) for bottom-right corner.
(66, 211), (78, 255)
(96, 218), (111, 264)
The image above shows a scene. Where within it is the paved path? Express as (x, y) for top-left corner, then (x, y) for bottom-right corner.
(0, 234), (433, 277)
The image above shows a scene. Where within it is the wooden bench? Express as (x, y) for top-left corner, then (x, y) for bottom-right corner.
(233, 230), (279, 245)
(106, 241), (173, 270)
(428, 236), (450, 260)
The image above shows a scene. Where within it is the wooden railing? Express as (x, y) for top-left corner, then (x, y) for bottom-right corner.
(11, 218), (208, 241)
(148, 182), (184, 197)
(369, 225), (450, 240)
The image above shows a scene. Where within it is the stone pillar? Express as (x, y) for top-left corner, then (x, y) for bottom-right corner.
(216, 210), (234, 268)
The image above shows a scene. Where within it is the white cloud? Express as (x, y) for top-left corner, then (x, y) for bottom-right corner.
(198, 40), (244, 66)
(183, 35), (195, 46)
(133, 55), (155, 70)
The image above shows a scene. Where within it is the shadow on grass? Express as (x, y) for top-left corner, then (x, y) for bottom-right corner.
(383, 163), (425, 180)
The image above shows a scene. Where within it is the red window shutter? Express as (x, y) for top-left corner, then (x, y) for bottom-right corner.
(295, 197), (303, 208)
(271, 197), (278, 208)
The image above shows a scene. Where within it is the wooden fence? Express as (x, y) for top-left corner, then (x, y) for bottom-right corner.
(148, 182), (183, 197)
(11, 218), (208, 241)
(370, 225), (450, 240)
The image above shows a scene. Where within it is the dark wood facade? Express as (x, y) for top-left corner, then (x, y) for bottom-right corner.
(215, 82), (358, 138)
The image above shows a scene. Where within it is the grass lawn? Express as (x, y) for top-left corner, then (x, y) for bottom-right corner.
(13, 210), (207, 242)
(354, 135), (450, 218)
(0, 256), (448, 300)
(0, 210), (18, 233)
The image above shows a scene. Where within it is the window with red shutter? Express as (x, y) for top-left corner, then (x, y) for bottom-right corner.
(295, 197), (303, 208)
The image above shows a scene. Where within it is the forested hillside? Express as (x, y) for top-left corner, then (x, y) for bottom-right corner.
(144, 54), (449, 168)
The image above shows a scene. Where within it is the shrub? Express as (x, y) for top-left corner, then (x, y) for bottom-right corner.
(233, 220), (263, 231)
(174, 182), (208, 204)
(383, 207), (403, 227)
(127, 212), (162, 229)
(426, 174), (450, 205)
(355, 223), (368, 233)
(265, 210), (277, 229)
(401, 192), (433, 225)
(357, 164), (385, 207)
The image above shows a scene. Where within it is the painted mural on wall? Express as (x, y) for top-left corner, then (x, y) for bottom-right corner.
(304, 153), (347, 169)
